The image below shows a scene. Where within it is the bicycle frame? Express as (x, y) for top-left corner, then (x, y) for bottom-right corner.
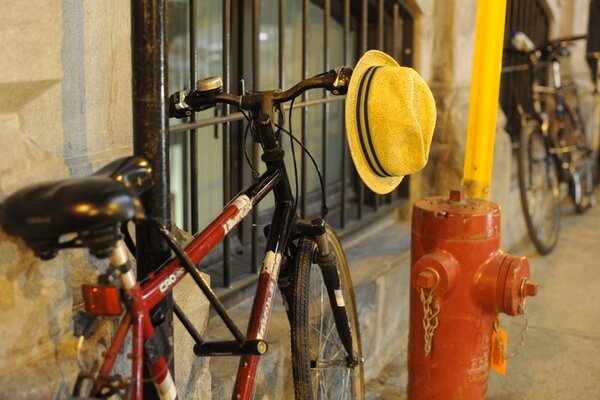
(81, 165), (284, 398)
(71, 68), (358, 399)
(0, 66), (357, 399)
(525, 40), (587, 171)
(81, 108), (354, 399)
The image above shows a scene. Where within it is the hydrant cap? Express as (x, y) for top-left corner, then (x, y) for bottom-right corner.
(499, 255), (535, 316)
(412, 250), (459, 296)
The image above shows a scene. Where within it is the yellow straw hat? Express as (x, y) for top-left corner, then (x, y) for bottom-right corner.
(345, 50), (436, 194)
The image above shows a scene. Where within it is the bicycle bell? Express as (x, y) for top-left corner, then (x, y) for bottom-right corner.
(196, 76), (223, 94)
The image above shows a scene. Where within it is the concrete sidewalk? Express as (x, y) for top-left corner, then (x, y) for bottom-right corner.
(367, 202), (600, 399)
(486, 202), (600, 399)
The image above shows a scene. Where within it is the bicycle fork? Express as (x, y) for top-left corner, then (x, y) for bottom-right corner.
(296, 219), (360, 368)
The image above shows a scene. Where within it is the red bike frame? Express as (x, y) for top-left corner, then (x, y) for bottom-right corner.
(87, 167), (286, 400)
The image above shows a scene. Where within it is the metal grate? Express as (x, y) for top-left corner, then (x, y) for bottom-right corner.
(168, 0), (413, 287)
(499, 0), (549, 141)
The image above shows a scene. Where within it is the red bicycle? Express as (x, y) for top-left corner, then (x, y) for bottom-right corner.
(0, 67), (364, 399)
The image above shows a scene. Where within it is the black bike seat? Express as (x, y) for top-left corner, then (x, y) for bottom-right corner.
(0, 177), (142, 240)
(0, 156), (152, 249)
(92, 156), (153, 195)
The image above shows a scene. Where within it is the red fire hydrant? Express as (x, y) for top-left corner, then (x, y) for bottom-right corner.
(408, 189), (537, 399)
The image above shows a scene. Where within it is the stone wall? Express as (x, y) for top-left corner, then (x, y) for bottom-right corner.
(0, 2), (133, 398)
(0, 1), (212, 398)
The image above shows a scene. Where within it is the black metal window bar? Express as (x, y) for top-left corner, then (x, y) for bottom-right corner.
(500, 0), (549, 141)
(168, 0), (413, 288)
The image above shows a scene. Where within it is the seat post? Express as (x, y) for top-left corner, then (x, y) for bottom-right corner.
(109, 240), (136, 290)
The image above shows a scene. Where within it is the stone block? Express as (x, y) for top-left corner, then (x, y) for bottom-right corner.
(0, 232), (76, 399)
(343, 218), (412, 382)
(174, 273), (213, 399)
(0, 1), (63, 85)
(0, 113), (68, 198)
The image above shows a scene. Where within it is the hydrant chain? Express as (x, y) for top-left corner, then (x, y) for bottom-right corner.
(507, 307), (529, 360)
(493, 307), (529, 361)
(419, 281), (440, 356)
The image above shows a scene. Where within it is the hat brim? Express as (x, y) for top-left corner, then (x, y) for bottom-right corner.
(345, 50), (403, 195)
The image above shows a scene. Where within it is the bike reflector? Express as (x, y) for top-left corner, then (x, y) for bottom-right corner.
(82, 284), (122, 316)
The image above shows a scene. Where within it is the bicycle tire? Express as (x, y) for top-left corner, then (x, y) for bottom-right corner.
(289, 225), (365, 400)
(517, 119), (561, 254)
(563, 105), (595, 213)
(570, 157), (595, 213)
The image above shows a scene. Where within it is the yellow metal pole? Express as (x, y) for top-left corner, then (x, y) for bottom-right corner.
(462, 0), (507, 199)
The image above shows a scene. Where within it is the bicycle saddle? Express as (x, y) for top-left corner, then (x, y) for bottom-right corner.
(0, 156), (152, 259)
(92, 156), (153, 195)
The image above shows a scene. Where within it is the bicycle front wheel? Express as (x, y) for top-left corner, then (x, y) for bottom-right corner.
(517, 119), (561, 254)
(290, 225), (365, 400)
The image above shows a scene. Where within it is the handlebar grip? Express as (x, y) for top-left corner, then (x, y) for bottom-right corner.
(556, 34), (587, 43)
(511, 31), (536, 53)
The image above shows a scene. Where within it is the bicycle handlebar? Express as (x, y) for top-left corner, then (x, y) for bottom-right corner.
(169, 67), (353, 119)
(540, 34), (586, 55)
(545, 34), (587, 46)
(509, 32), (587, 64)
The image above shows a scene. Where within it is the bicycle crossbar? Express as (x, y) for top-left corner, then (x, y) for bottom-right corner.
(149, 220), (246, 344)
(84, 163), (288, 399)
(139, 168), (284, 346)
(501, 64), (530, 73)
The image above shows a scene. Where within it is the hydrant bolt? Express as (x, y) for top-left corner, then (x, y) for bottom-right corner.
(449, 189), (465, 203)
(522, 280), (538, 297)
(416, 269), (438, 289)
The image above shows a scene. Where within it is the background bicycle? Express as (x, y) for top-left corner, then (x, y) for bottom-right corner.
(503, 31), (597, 254)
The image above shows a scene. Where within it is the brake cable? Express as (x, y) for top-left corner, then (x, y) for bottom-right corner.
(275, 119), (328, 219)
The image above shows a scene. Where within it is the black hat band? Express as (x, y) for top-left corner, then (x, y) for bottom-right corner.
(355, 66), (392, 178)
